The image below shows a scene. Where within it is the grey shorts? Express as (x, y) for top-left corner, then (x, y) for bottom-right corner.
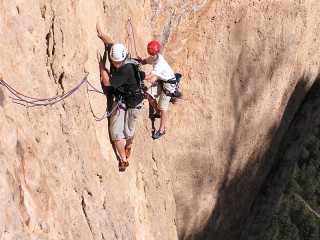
(109, 101), (143, 141)
(146, 81), (176, 111)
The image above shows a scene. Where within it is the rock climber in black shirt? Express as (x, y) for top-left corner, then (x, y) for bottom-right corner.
(96, 24), (144, 172)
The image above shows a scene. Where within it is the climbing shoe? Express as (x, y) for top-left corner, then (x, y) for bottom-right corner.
(177, 91), (183, 99)
(152, 130), (166, 140)
(172, 90), (183, 99)
(170, 97), (178, 104)
(125, 145), (131, 159)
(119, 160), (129, 172)
(150, 113), (161, 119)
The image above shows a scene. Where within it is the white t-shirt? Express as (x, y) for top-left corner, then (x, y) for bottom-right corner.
(146, 54), (175, 81)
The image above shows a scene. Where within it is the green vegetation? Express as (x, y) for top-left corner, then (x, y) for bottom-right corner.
(263, 124), (320, 240)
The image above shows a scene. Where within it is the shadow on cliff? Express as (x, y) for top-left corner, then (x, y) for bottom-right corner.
(239, 73), (320, 239)
(179, 43), (271, 239)
(191, 72), (320, 240)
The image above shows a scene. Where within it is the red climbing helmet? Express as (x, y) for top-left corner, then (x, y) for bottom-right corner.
(147, 41), (161, 55)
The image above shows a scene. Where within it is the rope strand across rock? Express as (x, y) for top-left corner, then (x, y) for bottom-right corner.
(0, 18), (139, 117)
(0, 75), (88, 106)
(0, 71), (119, 120)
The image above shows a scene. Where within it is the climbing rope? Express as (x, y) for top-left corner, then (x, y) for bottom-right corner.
(127, 18), (138, 57)
(0, 74), (88, 106)
(126, 18), (154, 85)
(86, 81), (122, 121)
(0, 72), (121, 120)
(83, 64), (122, 121)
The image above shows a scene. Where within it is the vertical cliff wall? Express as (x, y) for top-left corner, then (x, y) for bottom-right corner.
(0, 0), (320, 240)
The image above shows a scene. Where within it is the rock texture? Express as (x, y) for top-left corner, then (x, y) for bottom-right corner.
(0, 0), (320, 240)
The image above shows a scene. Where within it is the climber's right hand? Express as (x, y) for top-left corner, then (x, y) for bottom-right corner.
(96, 24), (103, 38)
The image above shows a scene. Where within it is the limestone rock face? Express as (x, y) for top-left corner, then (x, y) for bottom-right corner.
(0, 1), (320, 240)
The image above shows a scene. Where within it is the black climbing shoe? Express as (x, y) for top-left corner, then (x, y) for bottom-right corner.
(152, 130), (166, 140)
(177, 91), (183, 99)
(150, 113), (160, 119)
(119, 160), (129, 172)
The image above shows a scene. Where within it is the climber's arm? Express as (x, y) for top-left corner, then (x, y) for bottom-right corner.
(96, 24), (113, 45)
(137, 57), (147, 65)
(144, 72), (155, 81)
(97, 50), (110, 86)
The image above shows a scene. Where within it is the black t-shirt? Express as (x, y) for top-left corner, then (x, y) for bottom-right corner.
(107, 44), (143, 107)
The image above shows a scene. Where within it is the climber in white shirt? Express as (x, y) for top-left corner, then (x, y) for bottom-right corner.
(139, 41), (176, 140)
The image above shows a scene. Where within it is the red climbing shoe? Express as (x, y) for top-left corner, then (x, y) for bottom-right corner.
(125, 145), (131, 159)
(119, 160), (129, 172)
(170, 97), (178, 104)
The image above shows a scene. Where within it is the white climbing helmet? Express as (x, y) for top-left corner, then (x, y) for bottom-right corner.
(110, 43), (126, 61)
